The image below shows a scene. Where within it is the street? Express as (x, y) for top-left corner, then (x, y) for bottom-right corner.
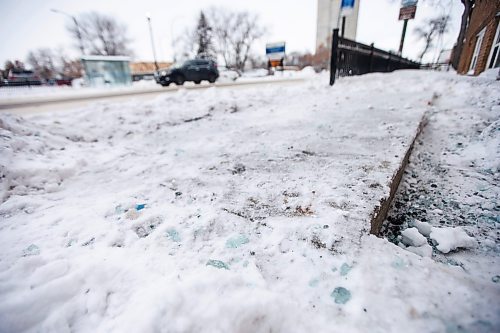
(0, 77), (305, 115)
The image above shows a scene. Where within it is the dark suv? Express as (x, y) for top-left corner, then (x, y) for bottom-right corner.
(155, 59), (219, 86)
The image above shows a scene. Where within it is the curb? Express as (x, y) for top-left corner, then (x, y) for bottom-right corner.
(370, 116), (428, 235)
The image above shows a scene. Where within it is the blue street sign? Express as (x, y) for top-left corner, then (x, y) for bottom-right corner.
(266, 42), (286, 60)
(401, 0), (418, 8)
(341, 0), (355, 10)
(266, 45), (285, 55)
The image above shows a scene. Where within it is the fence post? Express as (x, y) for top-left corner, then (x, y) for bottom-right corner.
(329, 29), (339, 86)
(369, 43), (374, 73)
(387, 51), (392, 72)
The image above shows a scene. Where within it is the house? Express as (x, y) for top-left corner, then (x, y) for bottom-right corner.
(457, 0), (500, 75)
(130, 61), (172, 81)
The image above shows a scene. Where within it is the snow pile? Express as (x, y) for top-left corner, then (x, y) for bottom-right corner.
(401, 227), (427, 247)
(405, 243), (433, 258)
(300, 66), (316, 76)
(410, 219), (432, 237)
(430, 227), (477, 254)
(1, 71), (499, 333)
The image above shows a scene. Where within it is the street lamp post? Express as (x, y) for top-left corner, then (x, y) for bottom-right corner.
(51, 9), (84, 55)
(146, 13), (159, 71)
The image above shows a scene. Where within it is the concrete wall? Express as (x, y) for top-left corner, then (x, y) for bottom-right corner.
(457, 0), (500, 75)
(316, 0), (360, 52)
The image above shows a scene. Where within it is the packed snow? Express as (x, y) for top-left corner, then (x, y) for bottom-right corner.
(430, 227), (477, 254)
(401, 227), (427, 247)
(0, 70), (499, 333)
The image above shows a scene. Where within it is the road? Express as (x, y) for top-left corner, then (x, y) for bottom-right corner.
(0, 78), (305, 115)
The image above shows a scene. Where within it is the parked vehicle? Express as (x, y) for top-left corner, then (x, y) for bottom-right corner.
(3, 69), (42, 86)
(154, 59), (219, 86)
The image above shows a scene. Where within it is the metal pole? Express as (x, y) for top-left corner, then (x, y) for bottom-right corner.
(72, 17), (84, 55)
(341, 16), (346, 37)
(147, 16), (159, 71)
(330, 29), (339, 86)
(51, 9), (84, 55)
(399, 19), (408, 55)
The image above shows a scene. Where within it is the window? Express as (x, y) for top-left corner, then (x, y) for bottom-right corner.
(487, 21), (500, 69)
(469, 28), (486, 72)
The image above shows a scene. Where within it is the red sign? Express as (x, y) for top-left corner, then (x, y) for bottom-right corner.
(399, 5), (416, 20)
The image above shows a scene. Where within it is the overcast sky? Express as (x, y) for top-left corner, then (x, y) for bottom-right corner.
(0, 0), (462, 66)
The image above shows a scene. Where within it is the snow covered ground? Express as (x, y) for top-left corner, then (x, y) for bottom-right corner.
(0, 71), (498, 333)
(383, 69), (500, 289)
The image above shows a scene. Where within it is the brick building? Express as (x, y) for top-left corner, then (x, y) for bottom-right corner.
(130, 61), (172, 81)
(457, 0), (500, 75)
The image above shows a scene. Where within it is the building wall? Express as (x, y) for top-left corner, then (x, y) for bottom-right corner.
(458, 0), (500, 75)
(82, 60), (132, 87)
(316, 0), (360, 52)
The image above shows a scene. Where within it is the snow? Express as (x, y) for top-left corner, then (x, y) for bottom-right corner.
(410, 219), (432, 237)
(1, 70), (499, 332)
(405, 243), (433, 258)
(401, 227), (427, 247)
(430, 227), (477, 254)
(383, 68), (499, 288)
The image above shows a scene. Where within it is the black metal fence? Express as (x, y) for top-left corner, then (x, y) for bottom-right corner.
(329, 29), (420, 85)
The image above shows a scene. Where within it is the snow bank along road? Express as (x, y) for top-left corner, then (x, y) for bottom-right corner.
(0, 77), (305, 115)
(0, 71), (498, 332)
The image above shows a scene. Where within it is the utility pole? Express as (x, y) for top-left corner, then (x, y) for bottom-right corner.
(51, 9), (84, 55)
(146, 13), (159, 71)
(399, 19), (409, 55)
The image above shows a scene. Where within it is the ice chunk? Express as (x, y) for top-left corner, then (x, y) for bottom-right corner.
(115, 204), (125, 214)
(22, 244), (40, 257)
(165, 228), (181, 242)
(430, 227), (476, 254)
(391, 256), (408, 269)
(125, 209), (140, 220)
(406, 244), (433, 257)
(401, 227), (427, 247)
(340, 263), (352, 276)
(225, 234), (249, 248)
(331, 287), (351, 304)
(206, 259), (229, 270)
(309, 278), (319, 287)
(410, 219), (432, 237)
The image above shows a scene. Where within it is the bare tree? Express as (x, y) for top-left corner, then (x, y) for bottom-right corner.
(414, 15), (450, 62)
(388, 0), (471, 68)
(3, 60), (25, 78)
(27, 48), (58, 80)
(67, 12), (133, 56)
(208, 8), (265, 73)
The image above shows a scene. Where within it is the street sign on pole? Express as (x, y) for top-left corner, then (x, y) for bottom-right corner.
(266, 42), (286, 60)
(399, 0), (418, 21)
(399, 6), (417, 20)
(398, 0), (418, 54)
(341, 0), (356, 16)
